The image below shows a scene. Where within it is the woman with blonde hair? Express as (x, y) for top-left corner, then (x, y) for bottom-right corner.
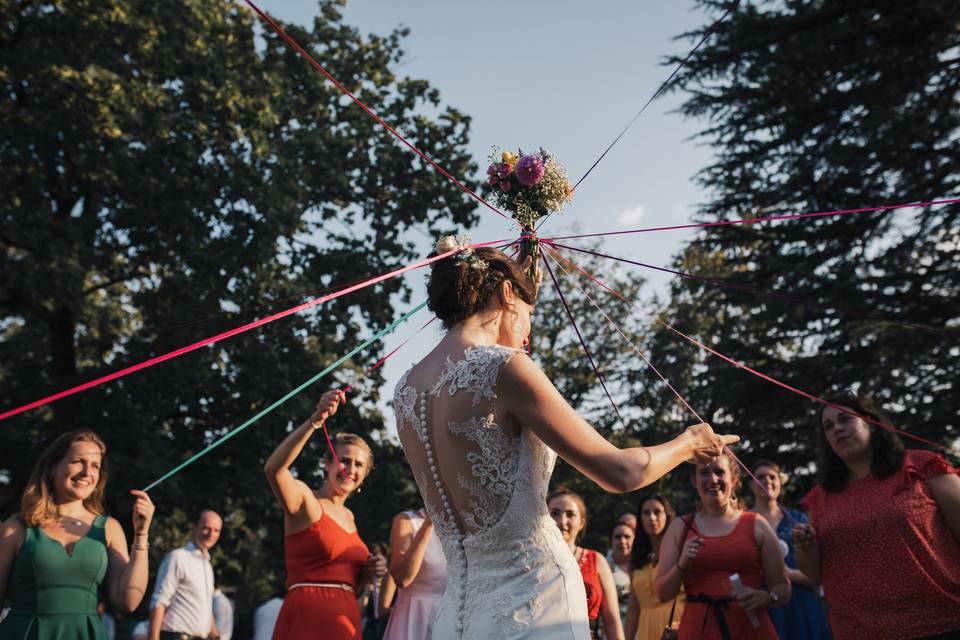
(264, 390), (387, 640)
(0, 430), (155, 639)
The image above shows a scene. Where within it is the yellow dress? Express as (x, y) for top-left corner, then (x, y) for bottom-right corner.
(631, 564), (685, 640)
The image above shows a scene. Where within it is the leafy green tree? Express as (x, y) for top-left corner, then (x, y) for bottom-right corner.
(1, 0), (477, 629)
(655, 0), (960, 497)
(535, 242), (685, 550)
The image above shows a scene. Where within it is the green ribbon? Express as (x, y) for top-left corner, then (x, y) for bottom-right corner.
(143, 301), (427, 491)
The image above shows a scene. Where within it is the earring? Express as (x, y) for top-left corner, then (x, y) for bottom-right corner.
(356, 485), (363, 494)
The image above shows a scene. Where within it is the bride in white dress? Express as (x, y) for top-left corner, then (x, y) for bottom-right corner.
(392, 239), (738, 639)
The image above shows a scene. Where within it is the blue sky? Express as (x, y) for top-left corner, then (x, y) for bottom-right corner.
(256, 1), (720, 432)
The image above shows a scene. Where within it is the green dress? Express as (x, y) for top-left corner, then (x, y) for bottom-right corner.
(0, 515), (109, 640)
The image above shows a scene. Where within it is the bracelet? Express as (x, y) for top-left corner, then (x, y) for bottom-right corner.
(132, 542), (149, 551)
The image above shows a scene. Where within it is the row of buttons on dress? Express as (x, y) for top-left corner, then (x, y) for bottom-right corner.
(421, 394), (468, 635)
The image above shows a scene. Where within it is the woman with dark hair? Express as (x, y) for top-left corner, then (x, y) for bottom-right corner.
(0, 430), (155, 639)
(748, 460), (830, 639)
(547, 488), (624, 640)
(793, 393), (960, 640)
(264, 391), (387, 640)
(395, 237), (738, 638)
(655, 452), (790, 639)
(625, 494), (683, 640)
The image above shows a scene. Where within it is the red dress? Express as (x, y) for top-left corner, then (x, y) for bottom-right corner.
(578, 548), (603, 621)
(678, 511), (777, 640)
(802, 450), (960, 640)
(273, 514), (370, 640)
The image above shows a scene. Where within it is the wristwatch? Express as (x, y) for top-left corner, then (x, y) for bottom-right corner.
(767, 590), (779, 606)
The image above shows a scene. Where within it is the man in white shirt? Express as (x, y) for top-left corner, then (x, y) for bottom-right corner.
(149, 510), (223, 640)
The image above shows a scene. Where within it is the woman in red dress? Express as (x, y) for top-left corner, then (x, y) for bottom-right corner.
(548, 487), (625, 640)
(655, 451), (790, 640)
(793, 393), (960, 640)
(264, 390), (387, 640)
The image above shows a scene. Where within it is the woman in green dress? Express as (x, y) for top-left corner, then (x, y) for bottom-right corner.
(0, 429), (155, 639)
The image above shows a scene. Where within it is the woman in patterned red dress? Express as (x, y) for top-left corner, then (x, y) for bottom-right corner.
(548, 487), (625, 640)
(264, 391), (387, 640)
(793, 393), (960, 640)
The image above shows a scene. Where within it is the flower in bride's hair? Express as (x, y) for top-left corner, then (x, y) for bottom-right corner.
(435, 235), (461, 255)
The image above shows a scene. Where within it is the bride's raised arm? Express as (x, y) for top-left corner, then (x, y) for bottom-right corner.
(499, 353), (738, 493)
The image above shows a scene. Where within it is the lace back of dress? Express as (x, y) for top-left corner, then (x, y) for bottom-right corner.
(395, 345), (522, 540)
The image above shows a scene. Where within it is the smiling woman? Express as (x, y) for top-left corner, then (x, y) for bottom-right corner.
(0, 430), (155, 640)
(263, 392), (387, 640)
(655, 452), (790, 640)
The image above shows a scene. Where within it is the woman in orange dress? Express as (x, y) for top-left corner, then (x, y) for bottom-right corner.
(264, 390), (387, 640)
(655, 451), (790, 640)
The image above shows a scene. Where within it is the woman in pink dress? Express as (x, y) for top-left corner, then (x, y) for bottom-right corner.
(383, 508), (447, 639)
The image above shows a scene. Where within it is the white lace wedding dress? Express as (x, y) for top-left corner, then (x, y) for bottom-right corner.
(395, 344), (589, 639)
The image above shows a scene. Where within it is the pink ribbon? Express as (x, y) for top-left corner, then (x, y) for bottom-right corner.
(1, 240), (509, 421)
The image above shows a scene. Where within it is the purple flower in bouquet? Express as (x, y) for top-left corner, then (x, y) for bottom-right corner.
(499, 180), (512, 192)
(488, 174), (498, 186)
(487, 163), (498, 176)
(516, 155), (545, 187)
(497, 162), (513, 178)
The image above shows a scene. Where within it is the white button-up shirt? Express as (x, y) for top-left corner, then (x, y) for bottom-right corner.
(150, 542), (214, 637)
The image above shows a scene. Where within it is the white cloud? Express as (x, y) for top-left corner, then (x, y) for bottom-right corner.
(617, 205), (646, 226)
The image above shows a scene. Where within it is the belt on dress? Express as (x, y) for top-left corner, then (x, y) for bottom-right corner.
(686, 593), (733, 640)
(288, 582), (355, 593)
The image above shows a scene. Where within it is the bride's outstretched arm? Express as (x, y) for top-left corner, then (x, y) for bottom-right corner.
(499, 355), (738, 493)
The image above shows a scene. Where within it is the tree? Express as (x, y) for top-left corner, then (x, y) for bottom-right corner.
(655, 0), (960, 495)
(1, 0), (477, 629)
(534, 242), (691, 549)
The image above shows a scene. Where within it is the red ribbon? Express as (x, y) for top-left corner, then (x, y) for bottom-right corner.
(541, 197), (960, 241)
(244, 0), (510, 222)
(546, 245), (959, 458)
(0, 240), (509, 421)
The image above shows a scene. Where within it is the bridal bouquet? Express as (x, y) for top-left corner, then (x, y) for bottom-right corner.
(484, 147), (573, 229)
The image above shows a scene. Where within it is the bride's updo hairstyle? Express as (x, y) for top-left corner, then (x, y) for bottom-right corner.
(427, 240), (537, 329)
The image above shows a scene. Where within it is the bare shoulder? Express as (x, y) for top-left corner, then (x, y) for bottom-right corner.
(499, 351), (557, 401)
(103, 516), (127, 547)
(500, 350), (539, 381)
(665, 514), (689, 536)
(593, 549), (611, 567)
(0, 516), (26, 544)
(392, 511), (414, 527)
(752, 512), (777, 544)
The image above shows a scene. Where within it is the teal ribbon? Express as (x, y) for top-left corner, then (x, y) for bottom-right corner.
(143, 301), (427, 491)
